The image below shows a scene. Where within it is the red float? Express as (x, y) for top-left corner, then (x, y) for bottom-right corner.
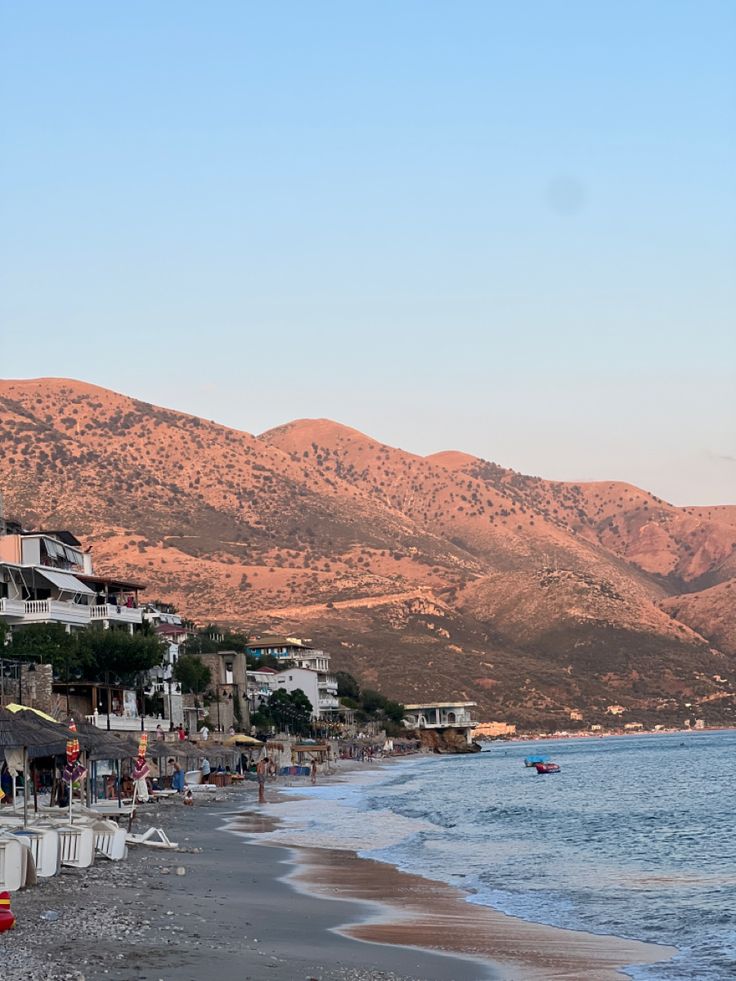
(0, 891), (16, 932)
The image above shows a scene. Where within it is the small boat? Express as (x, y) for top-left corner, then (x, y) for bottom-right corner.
(524, 755), (549, 768)
(534, 762), (561, 775)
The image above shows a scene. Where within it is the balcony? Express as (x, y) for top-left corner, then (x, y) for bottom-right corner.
(0, 598), (26, 619)
(84, 713), (171, 732)
(7, 599), (92, 627)
(90, 604), (143, 626)
(318, 695), (340, 710)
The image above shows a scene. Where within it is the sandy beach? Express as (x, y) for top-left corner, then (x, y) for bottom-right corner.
(1, 763), (676, 981)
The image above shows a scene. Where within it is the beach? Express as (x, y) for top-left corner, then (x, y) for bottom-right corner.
(1, 758), (677, 981)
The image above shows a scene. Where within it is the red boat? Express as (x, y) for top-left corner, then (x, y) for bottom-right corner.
(534, 762), (561, 774)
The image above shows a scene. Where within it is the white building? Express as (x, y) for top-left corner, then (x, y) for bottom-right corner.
(247, 665), (322, 719)
(0, 524), (144, 634)
(403, 701), (478, 745)
(245, 635), (340, 717)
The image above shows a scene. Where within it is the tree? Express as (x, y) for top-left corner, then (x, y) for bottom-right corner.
(10, 623), (80, 674)
(383, 699), (405, 725)
(360, 688), (388, 714)
(184, 625), (250, 656)
(336, 671), (361, 700)
(76, 627), (165, 684)
(173, 654), (211, 695)
(268, 688), (313, 735)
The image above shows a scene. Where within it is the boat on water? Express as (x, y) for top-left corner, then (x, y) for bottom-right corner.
(523, 755), (549, 767)
(534, 761), (561, 774)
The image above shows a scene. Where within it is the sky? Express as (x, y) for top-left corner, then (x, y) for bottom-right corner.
(1, 2), (734, 505)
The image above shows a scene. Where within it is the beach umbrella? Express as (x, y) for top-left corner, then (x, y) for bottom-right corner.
(61, 723), (87, 823)
(5, 703), (60, 724)
(223, 733), (262, 747)
(0, 707), (69, 825)
(0, 707), (68, 758)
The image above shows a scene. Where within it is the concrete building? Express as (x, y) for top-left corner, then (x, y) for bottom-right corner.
(247, 666), (321, 719)
(199, 649), (249, 733)
(246, 635), (339, 718)
(403, 701), (479, 746)
(0, 525), (144, 634)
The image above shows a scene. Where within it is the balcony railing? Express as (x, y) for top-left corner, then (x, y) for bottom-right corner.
(0, 598), (26, 618)
(90, 604), (143, 625)
(17, 599), (92, 626)
(85, 714), (171, 732)
(318, 696), (340, 709)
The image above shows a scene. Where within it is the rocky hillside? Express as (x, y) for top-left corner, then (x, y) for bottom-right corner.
(1, 378), (734, 729)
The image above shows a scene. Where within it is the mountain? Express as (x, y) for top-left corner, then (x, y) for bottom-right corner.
(1, 377), (735, 730)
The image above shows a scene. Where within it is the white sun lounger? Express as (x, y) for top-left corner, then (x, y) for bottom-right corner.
(0, 836), (25, 891)
(57, 826), (96, 868)
(90, 819), (127, 861)
(126, 826), (178, 849)
(12, 828), (62, 878)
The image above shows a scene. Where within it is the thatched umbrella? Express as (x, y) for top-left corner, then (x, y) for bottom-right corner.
(0, 707), (69, 824)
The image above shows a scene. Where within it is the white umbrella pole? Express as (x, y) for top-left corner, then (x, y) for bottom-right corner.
(127, 780), (138, 834)
(22, 748), (28, 828)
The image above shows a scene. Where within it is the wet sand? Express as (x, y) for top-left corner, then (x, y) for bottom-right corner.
(283, 844), (676, 980)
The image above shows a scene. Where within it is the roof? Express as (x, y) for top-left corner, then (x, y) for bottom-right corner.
(77, 573), (146, 591)
(404, 702), (477, 710)
(36, 568), (95, 596)
(156, 623), (189, 637)
(246, 637), (312, 650)
(39, 530), (82, 547)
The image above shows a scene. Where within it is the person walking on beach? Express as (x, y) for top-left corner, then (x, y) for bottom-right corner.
(199, 724), (209, 742)
(201, 757), (211, 784)
(171, 761), (185, 794)
(256, 757), (267, 804)
(177, 724), (186, 742)
(310, 759), (317, 785)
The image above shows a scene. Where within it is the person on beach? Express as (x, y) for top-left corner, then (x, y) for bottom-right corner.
(177, 724), (186, 742)
(256, 757), (267, 804)
(155, 724), (164, 740)
(171, 761), (185, 793)
(199, 724), (209, 742)
(201, 757), (211, 783)
(310, 759), (317, 785)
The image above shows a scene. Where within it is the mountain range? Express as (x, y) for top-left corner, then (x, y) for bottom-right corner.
(1, 377), (734, 729)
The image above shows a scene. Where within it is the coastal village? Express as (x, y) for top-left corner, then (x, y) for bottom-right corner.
(0, 511), (692, 981)
(0, 515), (711, 745)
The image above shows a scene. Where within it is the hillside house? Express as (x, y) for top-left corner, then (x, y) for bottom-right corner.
(403, 701), (478, 745)
(0, 526), (144, 633)
(247, 635), (339, 717)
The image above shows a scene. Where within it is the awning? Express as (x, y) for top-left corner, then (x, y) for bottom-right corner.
(36, 568), (95, 596)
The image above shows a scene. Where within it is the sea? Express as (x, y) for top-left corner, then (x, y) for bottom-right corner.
(264, 731), (736, 980)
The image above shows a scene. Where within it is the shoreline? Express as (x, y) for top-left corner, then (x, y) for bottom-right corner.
(1, 755), (679, 980)
(228, 761), (676, 981)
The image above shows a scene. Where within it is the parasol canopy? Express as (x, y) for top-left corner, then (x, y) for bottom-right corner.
(0, 707), (69, 758)
(5, 703), (59, 724)
(223, 734), (262, 747)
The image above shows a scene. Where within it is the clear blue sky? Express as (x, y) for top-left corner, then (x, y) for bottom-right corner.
(1, 2), (734, 504)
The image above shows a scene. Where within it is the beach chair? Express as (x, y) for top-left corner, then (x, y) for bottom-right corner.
(12, 828), (61, 878)
(57, 826), (96, 868)
(0, 837), (25, 892)
(90, 819), (127, 861)
(126, 826), (178, 849)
